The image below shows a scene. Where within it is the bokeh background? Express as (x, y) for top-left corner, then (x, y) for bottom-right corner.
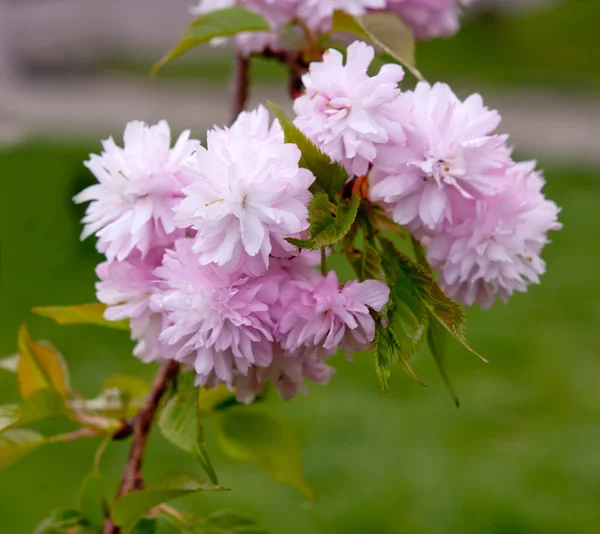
(1, 1), (600, 532)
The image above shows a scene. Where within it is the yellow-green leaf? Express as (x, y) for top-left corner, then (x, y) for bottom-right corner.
(0, 429), (47, 472)
(17, 325), (70, 398)
(154, 8), (270, 72)
(331, 10), (423, 80)
(0, 389), (67, 434)
(33, 303), (130, 331)
(79, 471), (108, 530)
(215, 408), (314, 500)
(111, 472), (226, 528)
(198, 384), (236, 413)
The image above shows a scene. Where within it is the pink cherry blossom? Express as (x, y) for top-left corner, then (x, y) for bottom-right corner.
(95, 247), (167, 363)
(294, 41), (407, 176)
(175, 106), (315, 276)
(425, 161), (562, 308)
(370, 81), (513, 235)
(75, 120), (198, 261)
(233, 346), (336, 403)
(278, 270), (390, 355)
(152, 238), (279, 387)
(386, 0), (462, 40)
(297, 0), (386, 32)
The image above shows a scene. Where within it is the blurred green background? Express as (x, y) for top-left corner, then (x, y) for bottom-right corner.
(1, 1), (600, 533)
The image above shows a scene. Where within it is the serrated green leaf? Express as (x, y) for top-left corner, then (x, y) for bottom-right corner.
(215, 407), (313, 500)
(154, 8), (270, 72)
(0, 388), (67, 434)
(78, 471), (108, 530)
(17, 325), (70, 399)
(112, 472), (226, 528)
(331, 10), (422, 80)
(159, 372), (218, 484)
(33, 303), (130, 331)
(427, 321), (459, 407)
(287, 193), (360, 250)
(267, 102), (349, 201)
(33, 508), (87, 534)
(0, 428), (47, 472)
(0, 354), (19, 372)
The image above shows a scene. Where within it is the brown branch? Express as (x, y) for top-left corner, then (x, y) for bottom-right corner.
(230, 54), (251, 124)
(261, 48), (309, 100)
(102, 360), (180, 534)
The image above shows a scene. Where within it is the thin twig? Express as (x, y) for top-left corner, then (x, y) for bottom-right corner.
(230, 54), (251, 124)
(102, 360), (180, 534)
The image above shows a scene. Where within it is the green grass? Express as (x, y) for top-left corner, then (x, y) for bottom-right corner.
(1, 142), (599, 533)
(116, 0), (600, 92)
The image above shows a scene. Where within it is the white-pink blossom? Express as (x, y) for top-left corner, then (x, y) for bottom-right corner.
(234, 346), (336, 403)
(278, 270), (390, 355)
(152, 238), (279, 387)
(75, 120), (198, 261)
(175, 106), (314, 276)
(294, 41), (407, 176)
(370, 81), (513, 235)
(425, 161), (562, 308)
(386, 0), (462, 40)
(297, 0), (386, 32)
(96, 248), (167, 363)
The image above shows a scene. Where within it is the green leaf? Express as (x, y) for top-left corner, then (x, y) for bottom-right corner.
(102, 375), (151, 418)
(159, 373), (218, 484)
(0, 354), (19, 372)
(206, 510), (270, 534)
(33, 303), (130, 331)
(33, 508), (87, 534)
(267, 102), (349, 201)
(215, 407), (314, 500)
(154, 8), (270, 72)
(427, 320), (459, 407)
(198, 384), (237, 413)
(287, 193), (360, 250)
(377, 239), (429, 368)
(111, 472), (226, 528)
(78, 471), (108, 530)
(331, 10), (423, 80)
(17, 325), (70, 398)
(0, 428), (47, 472)
(0, 388), (67, 433)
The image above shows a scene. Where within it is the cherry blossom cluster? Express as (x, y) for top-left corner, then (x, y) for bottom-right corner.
(293, 41), (561, 308)
(76, 107), (389, 402)
(191, 0), (471, 56)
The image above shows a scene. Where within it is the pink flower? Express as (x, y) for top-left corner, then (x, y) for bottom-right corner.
(175, 106), (314, 276)
(152, 239), (280, 387)
(96, 248), (167, 363)
(425, 161), (562, 308)
(386, 0), (462, 40)
(370, 82), (513, 235)
(297, 0), (386, 32)
(234, 346), (336, 403)
(294, 41), (407, 177)
(75, 120), (198, 261)
(278, 270), (390, 355)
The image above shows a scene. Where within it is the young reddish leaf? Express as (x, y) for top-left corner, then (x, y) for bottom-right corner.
(17, 325), (70, 399)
